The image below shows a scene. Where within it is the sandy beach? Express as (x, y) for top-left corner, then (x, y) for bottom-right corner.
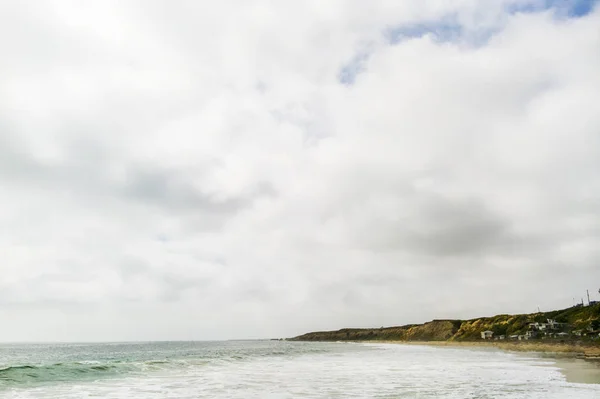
(384, 340), (600, 356)
(377, 340), (600, 384)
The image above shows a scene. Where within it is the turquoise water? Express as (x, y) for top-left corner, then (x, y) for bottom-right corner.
(1, 341), (600, 398)
(0, 341), (335, 389)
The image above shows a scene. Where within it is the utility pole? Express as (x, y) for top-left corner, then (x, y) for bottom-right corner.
(587, 290), (591, 306)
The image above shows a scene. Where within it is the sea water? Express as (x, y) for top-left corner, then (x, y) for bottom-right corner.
(1, 341), (599, 398)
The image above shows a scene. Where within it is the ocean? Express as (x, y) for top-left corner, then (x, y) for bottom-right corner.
(1, 341), (599, 398)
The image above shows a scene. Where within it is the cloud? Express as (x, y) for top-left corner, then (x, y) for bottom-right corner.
(0, 0), (599, 341)
(508, 0), (599, 18)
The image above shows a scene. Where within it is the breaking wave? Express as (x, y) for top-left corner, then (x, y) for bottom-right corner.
(0, 362), (128, 386)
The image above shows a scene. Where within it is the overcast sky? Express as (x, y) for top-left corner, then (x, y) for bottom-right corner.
(1, 0), (599, 342)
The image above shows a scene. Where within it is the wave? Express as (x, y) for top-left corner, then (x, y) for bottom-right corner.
(0, 341), (330, 389)
(144, 360), (169, 365)
(0, 365), (36, 373)
(0, 362), (128, 386)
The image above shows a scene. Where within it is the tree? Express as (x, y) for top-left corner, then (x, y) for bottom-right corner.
(492, 324), (508, 336)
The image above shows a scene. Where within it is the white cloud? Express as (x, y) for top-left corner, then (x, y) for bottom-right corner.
(0, 0), (599, 341)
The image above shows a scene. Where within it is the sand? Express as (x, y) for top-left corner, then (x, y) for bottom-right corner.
(376, 340), (600, 356)
(372, 340), (600, 384)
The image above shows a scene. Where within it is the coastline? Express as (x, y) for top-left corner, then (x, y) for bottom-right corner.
(370, 340), (600, 358)
(367, 340), (600, 384)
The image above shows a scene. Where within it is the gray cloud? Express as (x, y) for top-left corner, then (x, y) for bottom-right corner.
(341, 192), (511, 257)
(0, 1), (599, 342)
(121, 166), (272, 213)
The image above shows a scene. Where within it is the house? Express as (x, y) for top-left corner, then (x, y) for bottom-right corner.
(546, 319), (566, 330)
(498, 335), (506, 340)
(481, 330), (494, 339)
(529, 322), (547, 331)
(509, 334), (519, 340)
(525, 330), (537, 339)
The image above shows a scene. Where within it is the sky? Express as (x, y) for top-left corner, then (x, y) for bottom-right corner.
(1, 0), (599, 342)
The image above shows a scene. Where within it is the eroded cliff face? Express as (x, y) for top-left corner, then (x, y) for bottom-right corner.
(290, 320), (460, 342)
(290, 304), (600, 342)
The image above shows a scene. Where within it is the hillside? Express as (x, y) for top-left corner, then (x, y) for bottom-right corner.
(290, 303), (600, 342)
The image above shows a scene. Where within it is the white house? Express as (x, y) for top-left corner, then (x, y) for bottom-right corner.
(481, 330), (494, 339)
(529, 322), (547, 331)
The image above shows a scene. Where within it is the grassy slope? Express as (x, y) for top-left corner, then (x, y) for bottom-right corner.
(290, 304), (600, 342)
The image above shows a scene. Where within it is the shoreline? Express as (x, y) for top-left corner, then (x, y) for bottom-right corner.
(366, 340), (600, 384)
(368, 340), (600, 358)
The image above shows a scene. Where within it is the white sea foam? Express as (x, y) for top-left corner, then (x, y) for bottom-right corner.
(2, 342), (599, 398)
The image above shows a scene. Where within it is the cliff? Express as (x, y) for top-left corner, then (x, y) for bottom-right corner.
(290, 303), (600, 342)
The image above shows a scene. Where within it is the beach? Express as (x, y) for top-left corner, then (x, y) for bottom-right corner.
(3, 340), (600, 397)
(379, 340), (600, 384)
(383, 340), (600, 356)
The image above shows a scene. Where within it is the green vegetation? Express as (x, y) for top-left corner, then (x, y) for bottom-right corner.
(290, 304), (600, 342)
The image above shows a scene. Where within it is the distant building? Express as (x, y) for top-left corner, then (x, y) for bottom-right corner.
(546, 319), (566, 330)
(528, 319), (567, 332)
(481, 330), (494, 339)
(529, 322), (547, 331)
(509, 334), (519, 340)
